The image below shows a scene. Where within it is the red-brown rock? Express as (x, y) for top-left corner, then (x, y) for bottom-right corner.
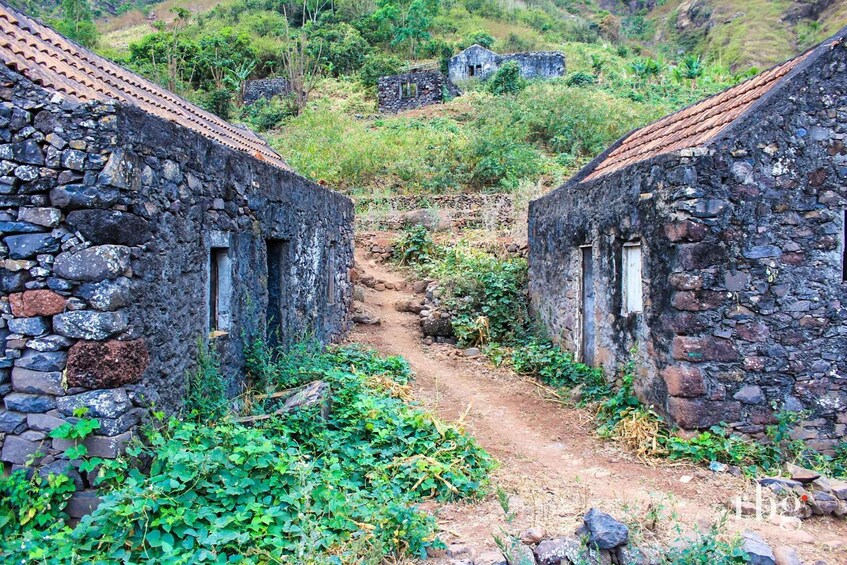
(9, 290), (66, 317)
(672, 290), (725, 311)
(665, 220), (707, 243)
(663, 365), (706, 398)
(667, 397), (742, 429)
(672, 336), (738, 362)
(66, 339), (149, 389)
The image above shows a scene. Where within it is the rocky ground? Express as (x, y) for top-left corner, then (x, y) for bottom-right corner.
(348, 242), (847, 565)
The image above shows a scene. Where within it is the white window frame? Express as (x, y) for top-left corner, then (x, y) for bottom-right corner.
(621, 241), (644, 314)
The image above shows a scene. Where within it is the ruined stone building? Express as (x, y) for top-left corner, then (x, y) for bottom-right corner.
(528, 29), (847, 446)
(243, 77), (291, 105)
(448, 45), (565, 83)
(377, 70), (460, 113)
(0, 4), (353, 472)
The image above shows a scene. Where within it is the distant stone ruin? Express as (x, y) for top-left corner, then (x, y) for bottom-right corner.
(448, 45), (565, 83)
(243, 77), (292, 105)
(377, 70), (460, 113)
(0, 4), (353, 487)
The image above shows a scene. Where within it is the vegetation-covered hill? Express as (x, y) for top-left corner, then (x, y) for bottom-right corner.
(14, 0), (847, 197)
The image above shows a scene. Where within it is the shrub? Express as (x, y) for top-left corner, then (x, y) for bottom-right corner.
(510, 337), (606, 393)
(203, 87), (234, 119)
(487, 61), (526, 95)
(240, 96), (298, 131)
(566, 71), (596, 86)
(462, 30), (495, 49)
(3, 346), (494, 564)
(359, 52), (404, 87)
(396, 225), (437, 265)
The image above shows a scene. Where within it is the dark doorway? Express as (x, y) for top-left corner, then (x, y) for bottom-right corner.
(581, 246), (596, 366)
(266, 239), (288, 347)
(467, 65), (475, 77)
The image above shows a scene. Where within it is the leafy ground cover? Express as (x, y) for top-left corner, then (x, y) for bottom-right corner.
(2, 343), (494, 564)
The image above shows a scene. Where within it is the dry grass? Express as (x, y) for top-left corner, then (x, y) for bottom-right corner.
(98, 0), (224, 33)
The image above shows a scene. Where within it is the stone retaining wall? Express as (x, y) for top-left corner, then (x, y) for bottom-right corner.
(377, 71), (460, 114)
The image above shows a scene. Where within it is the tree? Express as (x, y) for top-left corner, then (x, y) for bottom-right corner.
(393, 0), (431, 60)
(281, 4), (322, 114)
(487, 61), (526, 95)
(55, 0), (98, 48)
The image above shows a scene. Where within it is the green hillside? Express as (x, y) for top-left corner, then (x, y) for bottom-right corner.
(13, 0), (847, 197)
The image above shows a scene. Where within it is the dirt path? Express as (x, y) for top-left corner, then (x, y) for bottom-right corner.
(348, 252), (847, 564)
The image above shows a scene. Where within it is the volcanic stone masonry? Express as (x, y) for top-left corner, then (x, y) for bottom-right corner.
(529, 30), (847, 446)
(0, 67), (353, 473)
(377, 70), (460, 113)
(448, 44), (565, 83)
(242, 77), (292, 105)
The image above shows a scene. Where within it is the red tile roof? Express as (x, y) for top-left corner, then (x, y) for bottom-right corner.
(0, 3), (290, 171)
(582, 51), (812, 182)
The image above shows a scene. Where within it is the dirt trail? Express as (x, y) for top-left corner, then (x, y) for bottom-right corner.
(348, 252), (847, 563)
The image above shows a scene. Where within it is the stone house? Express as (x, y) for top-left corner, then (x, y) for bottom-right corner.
(528, 29), (847, 446)
(377, 70), (460, 113)
(448, 45), (565, 83)
(0, 4), (354, 473)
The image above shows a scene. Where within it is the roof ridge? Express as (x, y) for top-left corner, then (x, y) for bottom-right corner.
(0, 1), (290, 171)
(580, 40), (824, 182)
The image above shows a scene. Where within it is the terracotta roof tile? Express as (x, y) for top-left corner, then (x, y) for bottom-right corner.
(582, 51), (812, 182)
(0, 3), (290, 171)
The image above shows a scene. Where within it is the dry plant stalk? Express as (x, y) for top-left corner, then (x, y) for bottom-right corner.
(281, 2), (322, 114)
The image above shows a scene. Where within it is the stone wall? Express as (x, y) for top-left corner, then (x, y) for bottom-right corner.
(0, 64), (354, 479)
(243, 77), (291, 105)
(377, 71), (460, 114)
(448, 45), (565, 82)
(529, 42), (847, 445)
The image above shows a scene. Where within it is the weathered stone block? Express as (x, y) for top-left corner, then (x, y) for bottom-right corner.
(733, 385), (765, 405)
(662, 365), (706, 398)
(76, 277), (131, 311)
(26, 411), (66, 432)
(669, 273), (703, 290)
(11, 367), (64, 395)
(55, 431), (132, 459)
(53, 245), (130, 282)
(17, 207), (61, 228)
(672, 336), (738, 362)
(26, 334), (74, 352)
(54, 310), (128, 340)
(4, 392), (56, 413)
(0, 409), (26, 433)
(97, 408), (142, 436)
(66, 210), (151, 246)
(1, 434), (47, 464)
(9, 289), (67, 317)
(672, 290), (725, 311)
(677, 243), (723, 269)
(4, 232), (60, 259)
(66, 489), (101, 519)
(743, 245), (782, 259)
(14, 349), (68, 372)
(56, 388), (131, 419)
(7, 316), (50, 336)
(49, 184), (119, 209)
(666, 397), (742, 428)
(66, 339), (148, 389)
(665, 220), (707, 242)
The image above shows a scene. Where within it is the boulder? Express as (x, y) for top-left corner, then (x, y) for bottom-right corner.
(54, 310), (128, 340)
(741, 531), (776, 565)
(352, 308), (380, 325)
(520, 527), (545, 545)
(786, 463), (820, 483)
(56, 388), (132, 419)
(66, 339), (149, 389)
(421, 314), (452, 337)
(583, 508), (629, 549)
(534, 537), (583, 564)
(503, 540), (535, 565)
(53, 245), (130, 282)
(809, 491), (838, 515)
